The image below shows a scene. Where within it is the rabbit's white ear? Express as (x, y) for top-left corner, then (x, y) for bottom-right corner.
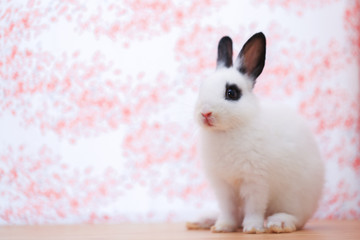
(217, 36), (233, 68)
(236, 32), (266, 82)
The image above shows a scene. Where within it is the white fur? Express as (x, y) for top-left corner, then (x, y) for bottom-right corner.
(194, 67), (324, 233)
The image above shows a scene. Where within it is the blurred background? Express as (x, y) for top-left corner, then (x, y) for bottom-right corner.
(0, 0), (359, 224)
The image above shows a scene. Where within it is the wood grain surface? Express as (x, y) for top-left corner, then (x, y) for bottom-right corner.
(1, 220), (359, 240)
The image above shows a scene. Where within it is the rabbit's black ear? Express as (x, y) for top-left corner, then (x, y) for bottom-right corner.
(217, 36), (233, 68)
(236, 32), (266, 81)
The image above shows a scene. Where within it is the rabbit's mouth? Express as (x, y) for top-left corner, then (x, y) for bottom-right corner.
(203, 118), (213, 127)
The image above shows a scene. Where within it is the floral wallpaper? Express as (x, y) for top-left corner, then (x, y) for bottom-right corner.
(0, 0), (359, 224)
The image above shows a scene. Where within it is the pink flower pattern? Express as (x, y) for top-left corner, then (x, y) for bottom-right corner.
(0, 0), (359, 224)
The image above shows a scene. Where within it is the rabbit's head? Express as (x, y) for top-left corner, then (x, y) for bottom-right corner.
(195, 32), (266, 131)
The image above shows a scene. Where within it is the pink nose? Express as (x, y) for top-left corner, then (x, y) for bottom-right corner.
(201, 112), (212, 118)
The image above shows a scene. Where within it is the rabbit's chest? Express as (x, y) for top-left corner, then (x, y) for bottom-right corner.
(201, 131), (261, 181)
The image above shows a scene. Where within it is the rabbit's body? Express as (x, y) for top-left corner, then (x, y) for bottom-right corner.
(190, 33), (324, 233)
(200, 87), (323, 232)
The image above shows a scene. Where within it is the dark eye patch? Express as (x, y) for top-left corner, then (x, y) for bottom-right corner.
(225, 83), (242, 101)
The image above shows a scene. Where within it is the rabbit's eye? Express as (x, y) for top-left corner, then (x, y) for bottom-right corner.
(225, 83), (241, 101)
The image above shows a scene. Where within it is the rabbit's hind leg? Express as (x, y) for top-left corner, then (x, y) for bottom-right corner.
(266, 213), (298, 233)
(186, 215), (217, 230)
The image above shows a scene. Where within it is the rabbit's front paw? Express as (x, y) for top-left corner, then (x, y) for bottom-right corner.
(243, 225), (265, 234)
(243, 216), (265, 234)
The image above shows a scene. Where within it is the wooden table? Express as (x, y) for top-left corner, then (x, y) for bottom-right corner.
(1, 220), (359, 240)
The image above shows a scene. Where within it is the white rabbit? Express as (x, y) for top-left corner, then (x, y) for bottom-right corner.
(189, 32), (324, 234)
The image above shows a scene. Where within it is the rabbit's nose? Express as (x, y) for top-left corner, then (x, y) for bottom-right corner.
(201, 112), (214, 127)
(201, 112), (212, 118)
